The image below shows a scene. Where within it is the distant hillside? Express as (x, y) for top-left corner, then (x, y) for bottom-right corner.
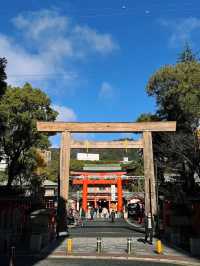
(46, 144), (143, 181)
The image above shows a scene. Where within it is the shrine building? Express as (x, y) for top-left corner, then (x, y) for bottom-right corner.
(71, 164), (132, 213)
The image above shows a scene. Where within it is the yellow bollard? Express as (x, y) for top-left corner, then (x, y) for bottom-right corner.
(156, 240), (163, 254)
(67, 238), (73, 254)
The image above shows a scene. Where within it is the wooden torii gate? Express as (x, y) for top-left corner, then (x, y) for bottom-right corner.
(37, 121), (176, 231)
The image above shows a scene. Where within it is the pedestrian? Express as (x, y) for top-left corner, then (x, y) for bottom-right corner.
(99, 206), (102, 217)
(135, 203), (140, 222)
(90, 207), (95, 220)
(145, 212), (153, 244)
(111, 209), (115, 222)
(96, 207), (99, 218)
(102, 207), (108, 219)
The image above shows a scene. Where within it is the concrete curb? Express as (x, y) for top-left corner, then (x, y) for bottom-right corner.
(43, 253), (200, 266)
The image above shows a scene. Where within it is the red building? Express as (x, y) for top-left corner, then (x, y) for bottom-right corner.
(71, 164), (132, 213)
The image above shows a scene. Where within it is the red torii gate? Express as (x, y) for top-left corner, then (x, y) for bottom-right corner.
(73, 171), (126, 212)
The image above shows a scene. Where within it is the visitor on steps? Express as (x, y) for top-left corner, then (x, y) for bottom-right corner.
(111, 209), (115, 222)
(90, 207), (95, 220)
(102, 207), (108, 218)
(145, 212), (153, 244)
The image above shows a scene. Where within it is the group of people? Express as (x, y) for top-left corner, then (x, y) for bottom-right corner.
(66, 206), (117, 227)
(82, 206), (116, 220)
(67, 206), (154, 244)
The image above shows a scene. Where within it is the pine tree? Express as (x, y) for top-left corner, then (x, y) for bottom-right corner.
(177, 43), (198, 63)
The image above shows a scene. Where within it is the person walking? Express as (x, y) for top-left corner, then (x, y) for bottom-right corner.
(90, 206), (95, 220)
(110, 209), (115, 222)
(102, 207), (108, 219)
(145, 212), (153, 244)
(135, 203), (140, 222)
(81, 208), (86, 227)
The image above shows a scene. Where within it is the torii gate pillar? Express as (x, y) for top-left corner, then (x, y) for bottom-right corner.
(60, 130), (71, 201)
(57, 130), (71, 233)
(143, 131), (157, 218)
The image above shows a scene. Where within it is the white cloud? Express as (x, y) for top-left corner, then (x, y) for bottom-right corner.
(0, 34), (54, 85)
(73, 26), (119, 55)
(52, 104), (77, 121)
(13, 10), (68, 41)
(160, 17), (200, 47)
(0, 9), (119, 87)
(99, 81), (114, 99)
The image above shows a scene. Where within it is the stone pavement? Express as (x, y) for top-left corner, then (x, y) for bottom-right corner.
(40, 236), (200, 265)
(68, 218), (144, 238)
(41, 236), (187, 256)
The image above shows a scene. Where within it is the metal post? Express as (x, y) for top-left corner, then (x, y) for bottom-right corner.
(67, 238), (73, 254)
(96, 237), (102, 253)
(127, 237), (132, 254)
(9, 246), (15, 266)
(156, 240), (163, 254)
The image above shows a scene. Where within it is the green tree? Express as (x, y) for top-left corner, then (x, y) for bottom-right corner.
(0, 83), (58, 188)
(0, 58), (7, 173)
(147, 61), (200, 132)
(0, 57), (7, 97)
(177, 43), (198, 63)
(143, 46), (200, 193)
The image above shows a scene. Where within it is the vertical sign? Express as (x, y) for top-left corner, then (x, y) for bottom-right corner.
(111, 185), (116, 201)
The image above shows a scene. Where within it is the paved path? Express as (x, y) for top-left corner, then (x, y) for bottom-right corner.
(38, 218), (200, 266)
(1, 219), (199, 265)
(68, 218), (144, 238)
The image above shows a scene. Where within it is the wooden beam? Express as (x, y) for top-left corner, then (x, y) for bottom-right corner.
(37, 121), (176, 133)
(143, 131), (157, 218)
(70, 139), (144, 149)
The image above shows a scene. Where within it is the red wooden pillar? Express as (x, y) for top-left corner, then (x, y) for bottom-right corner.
(82, 177), (88, 212)
(94, 197), (97, 208)
(117, 176), (123, 212)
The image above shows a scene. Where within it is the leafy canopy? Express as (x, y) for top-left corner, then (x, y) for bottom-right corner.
(0, 83), (58, 187)
(147, 58), (200, 132)
(139, 46), (200, 195)
(0, 57), (7, 97)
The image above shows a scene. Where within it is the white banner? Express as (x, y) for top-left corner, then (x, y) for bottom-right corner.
(77, 153), (99, 161)
(111, 185), (116, 201)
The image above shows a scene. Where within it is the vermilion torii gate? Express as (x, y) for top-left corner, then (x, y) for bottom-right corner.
(37, 121), (176, 230)
(73, 172), (126, 213)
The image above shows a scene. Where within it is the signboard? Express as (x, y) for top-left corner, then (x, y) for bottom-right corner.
(77, 153), (99, 161)
(83, 164), (121, 171)
(111, 185), (116, 201)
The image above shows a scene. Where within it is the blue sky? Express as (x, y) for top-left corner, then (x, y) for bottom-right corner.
(1, 0), (200, 145)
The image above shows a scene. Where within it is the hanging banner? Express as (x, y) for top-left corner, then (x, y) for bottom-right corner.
(111, 185), (116, 201)
(77, 153), (99, 161)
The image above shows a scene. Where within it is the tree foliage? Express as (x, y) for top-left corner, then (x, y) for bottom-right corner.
(45, 146), (143, 182)
(0, 57), (7, 97)
(142, 46), (200, 195)
(177, 43), (198, 63)
(147, 61), (200, 132)
(0, 83), (58, 188)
